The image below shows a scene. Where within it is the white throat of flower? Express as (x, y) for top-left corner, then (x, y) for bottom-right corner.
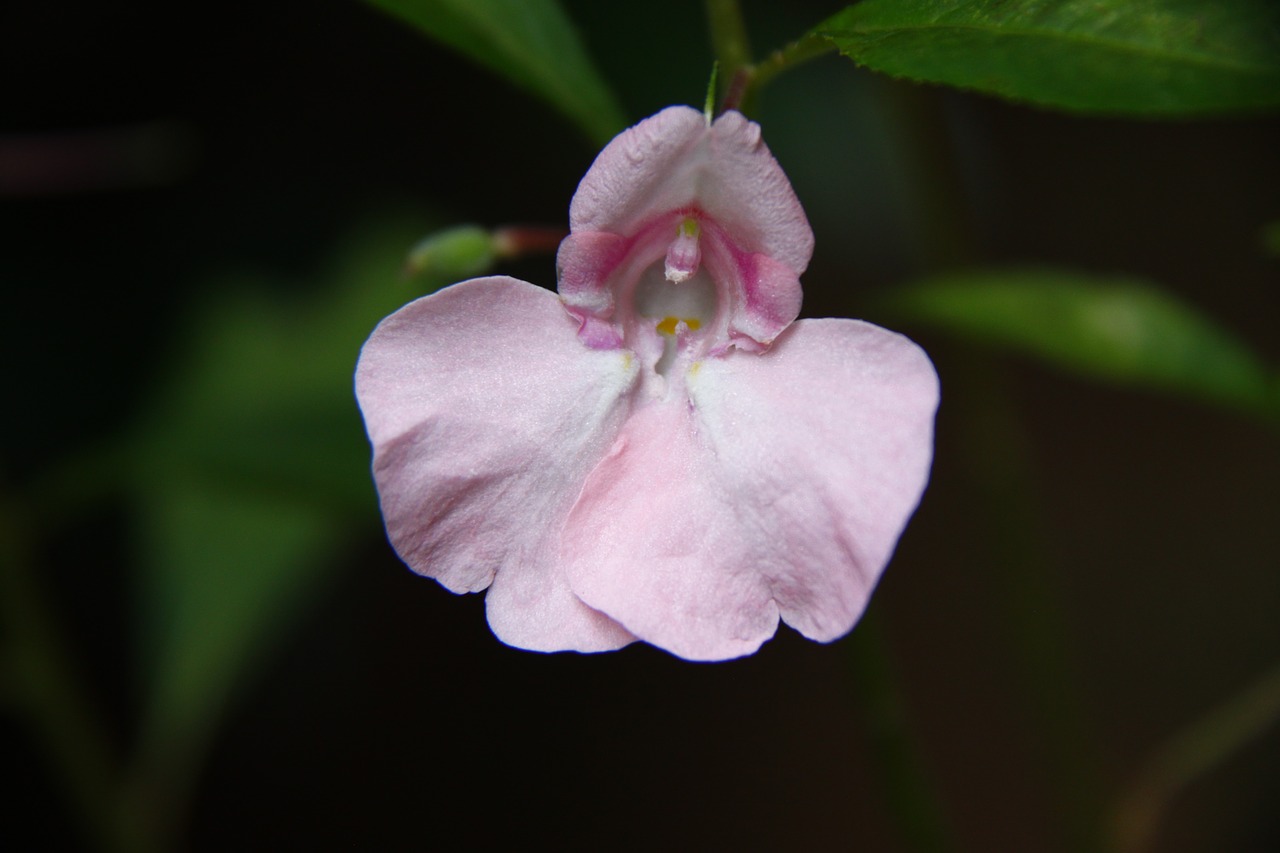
(626, 217), (717, 380)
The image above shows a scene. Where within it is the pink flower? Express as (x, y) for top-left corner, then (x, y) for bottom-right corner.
(355, 107), (938, 661)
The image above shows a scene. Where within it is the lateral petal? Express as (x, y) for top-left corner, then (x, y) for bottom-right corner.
(689, 318), (939, 642)
(561, 317), (935, 659)
(355, 276), (637, 652)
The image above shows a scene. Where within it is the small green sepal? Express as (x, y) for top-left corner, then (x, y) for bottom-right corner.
(704, 62), (720, 124)
(404, 225), (497, 282)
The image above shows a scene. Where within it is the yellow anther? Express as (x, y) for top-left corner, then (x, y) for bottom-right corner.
(656, 316), (702, 336)
(678, 217), (700, 238)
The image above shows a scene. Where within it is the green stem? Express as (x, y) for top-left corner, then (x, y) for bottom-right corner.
(744, 35), (835, 101)
(847, 612), (957, 853)
(704, 4), (836, 114)
(704, 0), (752, 101)
(1110, 661), (1280, 853)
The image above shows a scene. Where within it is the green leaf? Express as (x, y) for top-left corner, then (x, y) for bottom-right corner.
(816, 0), (1280, 115)
(126, 221), (436, 802)
(130, 482), (344, 799)
(883, 268), (1277, 417)
(365, 0), (627, 144)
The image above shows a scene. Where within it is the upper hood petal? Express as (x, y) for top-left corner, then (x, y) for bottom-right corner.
(568, 106), (814, 275)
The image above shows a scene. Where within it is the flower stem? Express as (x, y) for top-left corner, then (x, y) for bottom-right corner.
(703, 1), (836, 115)
(703, 0), (752, 103)
(1110, 661), (1280, 853)
(492, 225), (569, 260)
(744, 35), (835, 102)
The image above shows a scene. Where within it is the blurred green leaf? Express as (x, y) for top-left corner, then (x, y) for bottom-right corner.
(126, 221), (436, 803)
(883, 268), (1277, 417)
(816, 0), (1280, 115)
(1262, 221), (1280, 258)
(365, 0), (627, 145)
(131, 483), (342, 788)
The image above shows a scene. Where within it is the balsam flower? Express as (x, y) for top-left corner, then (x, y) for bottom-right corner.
(356, 106), (938, 661)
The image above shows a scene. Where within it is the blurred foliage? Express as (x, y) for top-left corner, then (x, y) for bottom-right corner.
(883, 268), (1278, 421)
(1113, 662), (1280, 853)
(364, 0), (628, 144)
(817, 0), (1280, 115)
(118, 220), (440, 830)
(1262, 221), (1280, 258)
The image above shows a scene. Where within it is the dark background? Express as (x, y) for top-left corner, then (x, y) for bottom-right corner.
(3, 1), (1278, 850)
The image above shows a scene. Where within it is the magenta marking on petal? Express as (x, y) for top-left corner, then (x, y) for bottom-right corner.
(685, 218), (802, 350)
(571, 312), (626, 350)
(565, 207), (804, 360)
(736, 251), (803, 341)
(557, 231), (629, 313)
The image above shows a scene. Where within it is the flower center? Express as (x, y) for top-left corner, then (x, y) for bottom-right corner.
(630, 257), (716, 378)
(606, 216), (725, 384)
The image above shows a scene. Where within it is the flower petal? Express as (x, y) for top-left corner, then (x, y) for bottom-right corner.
(689, 318), (939, 642)
(555, 230), (628, 348)
(561, 401), (782, 661)
(713, 242), (803, 350)
(569, 106), (814, 275)
(560, 317), (936, 659)
(355, 276), (637, 652)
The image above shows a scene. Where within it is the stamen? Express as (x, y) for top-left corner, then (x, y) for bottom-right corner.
(664, 217), (702, 283)
(655, 316), (702, 335)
